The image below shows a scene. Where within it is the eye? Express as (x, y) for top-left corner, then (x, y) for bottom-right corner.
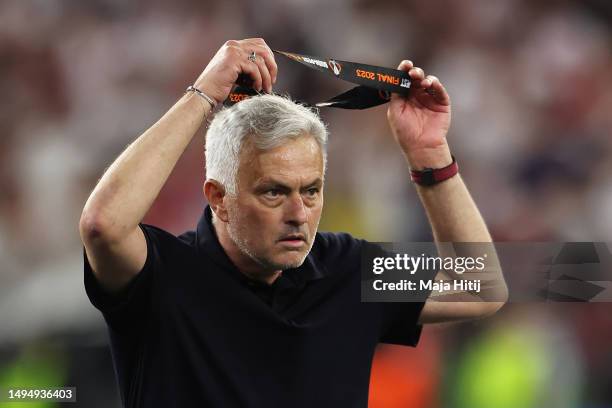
(305, 187), (319, 197)
(263, 189), (281, 199)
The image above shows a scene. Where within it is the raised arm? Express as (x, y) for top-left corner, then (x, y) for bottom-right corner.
(79, 38), (277, 293)
(386, 60), (508, 324)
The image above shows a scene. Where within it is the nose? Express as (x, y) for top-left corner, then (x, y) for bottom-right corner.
(284, 193), (308, 227)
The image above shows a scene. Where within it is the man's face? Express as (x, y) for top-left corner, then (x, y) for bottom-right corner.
(225, 135), (324, 271)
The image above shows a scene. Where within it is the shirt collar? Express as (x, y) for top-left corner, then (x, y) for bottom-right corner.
(195, 206), (325, 286)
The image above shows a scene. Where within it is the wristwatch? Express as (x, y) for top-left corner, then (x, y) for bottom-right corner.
(410, 156), (458, 186)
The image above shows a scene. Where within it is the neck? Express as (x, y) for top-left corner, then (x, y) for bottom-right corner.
(212, 216), (281, 285)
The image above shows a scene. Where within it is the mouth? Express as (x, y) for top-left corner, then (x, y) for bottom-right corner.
(277, 234), (307, 248)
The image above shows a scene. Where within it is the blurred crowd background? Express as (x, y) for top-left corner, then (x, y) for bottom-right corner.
(1, 0), (612, 406)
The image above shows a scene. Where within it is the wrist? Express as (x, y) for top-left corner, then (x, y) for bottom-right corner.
(193, 78), (223, 106)
(181, 90), (211, 124)
(185, 85), (217, 110)
(410, 155), (458, 186)
(403, 144), (452, 170)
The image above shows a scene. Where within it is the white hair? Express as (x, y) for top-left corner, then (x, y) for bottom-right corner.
(205, 94), (328, 195)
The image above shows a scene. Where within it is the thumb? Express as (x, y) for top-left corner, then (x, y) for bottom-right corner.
(389, 92), (404, 111)
(387, 93), (405, 124)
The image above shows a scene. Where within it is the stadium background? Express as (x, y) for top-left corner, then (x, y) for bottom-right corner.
(1, 0), (611, 406)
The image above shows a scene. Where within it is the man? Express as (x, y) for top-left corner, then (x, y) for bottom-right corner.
(80, 38), (507, 407)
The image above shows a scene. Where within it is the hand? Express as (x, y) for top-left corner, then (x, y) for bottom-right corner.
(387, 60), (452, 169)
(194, 38), (278, 105)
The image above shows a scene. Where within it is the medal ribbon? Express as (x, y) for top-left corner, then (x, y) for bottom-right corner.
(224, 50), (412, 110)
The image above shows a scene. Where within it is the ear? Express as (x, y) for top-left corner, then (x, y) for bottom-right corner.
(204, 180), (230, 222)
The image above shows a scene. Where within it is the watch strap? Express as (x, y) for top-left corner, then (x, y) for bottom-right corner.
(410, 156), (458, 186)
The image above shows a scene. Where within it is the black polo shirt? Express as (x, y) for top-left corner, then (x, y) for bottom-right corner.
(84, 206), (427, 407)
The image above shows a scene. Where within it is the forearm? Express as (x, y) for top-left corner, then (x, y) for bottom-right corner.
(415, 163), (507, 304)
(416, 174), (491, 243)
(81, 92), (209, 240)
(410, 147), (505, 295)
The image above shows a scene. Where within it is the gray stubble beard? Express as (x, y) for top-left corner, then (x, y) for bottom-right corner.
(227, 216), (319, 272)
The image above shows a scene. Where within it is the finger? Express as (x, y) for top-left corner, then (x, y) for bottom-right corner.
(423, 76), (450, 105)
(252, 53), (273, 93)
(256, 41), (278, 84)
(397, 60), (413, 71)
(239, 59), (263, 91)
(243, 39), (278, 84)
(431, 78), (451, 105)
(391, 60), (414, 103)
(390, 61), (413, 99)
(421, 75), (438, 88)
(409, 67), (425, 83)
(253, 44), (277, 89)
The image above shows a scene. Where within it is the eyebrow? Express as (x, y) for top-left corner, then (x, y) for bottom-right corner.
(255, 177), (323, 191)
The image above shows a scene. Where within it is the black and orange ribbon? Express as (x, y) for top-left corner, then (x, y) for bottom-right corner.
(224, 50), (412, 110)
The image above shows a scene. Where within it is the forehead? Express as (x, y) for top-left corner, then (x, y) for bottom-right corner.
(238, 135), (324, 185)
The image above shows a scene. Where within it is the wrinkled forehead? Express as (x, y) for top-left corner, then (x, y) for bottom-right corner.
(237, 135), (325, 187)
